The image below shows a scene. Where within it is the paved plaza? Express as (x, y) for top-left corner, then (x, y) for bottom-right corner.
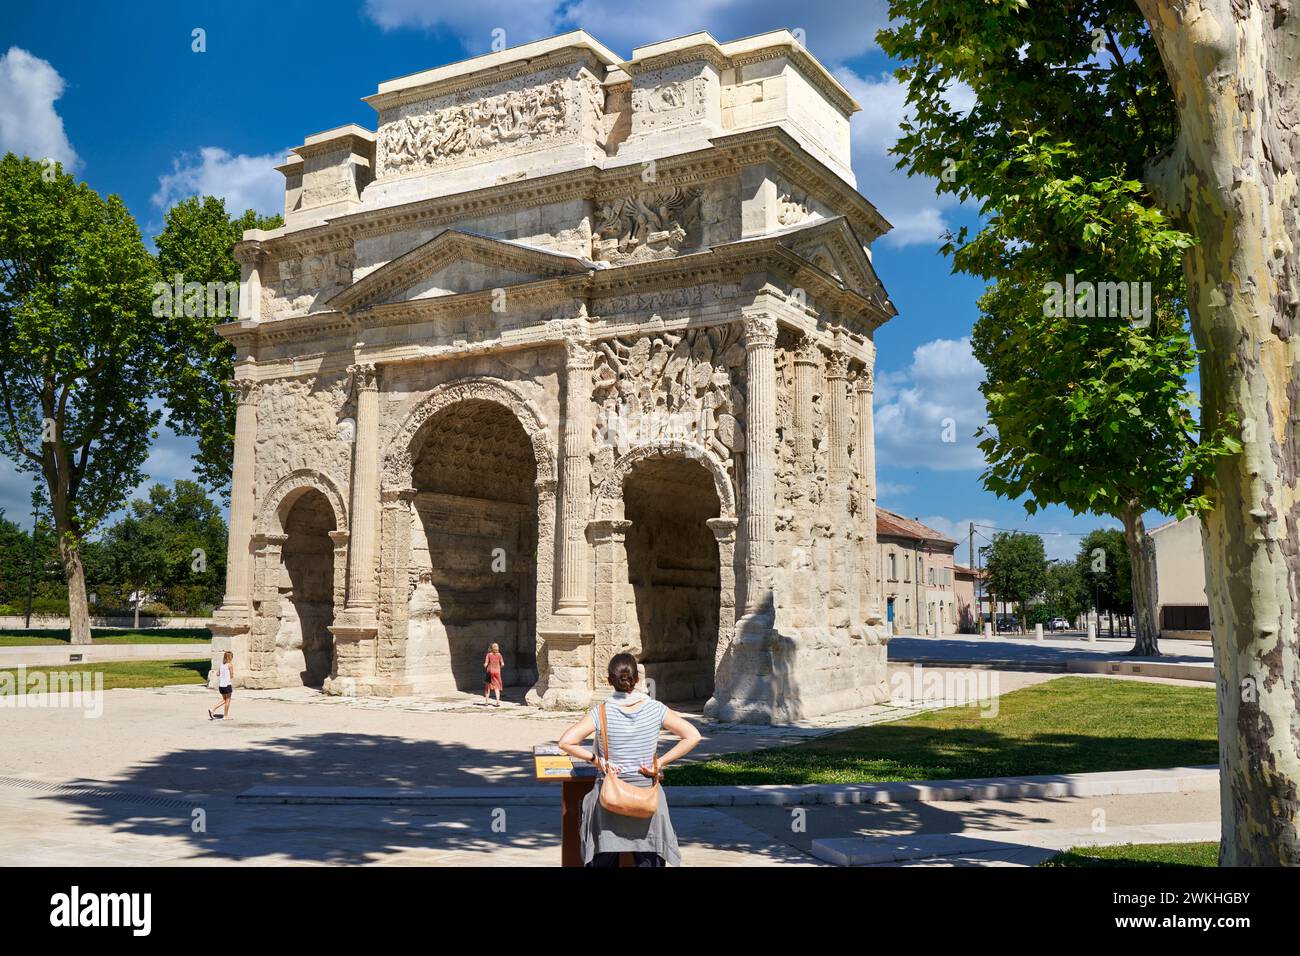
(0, 665), (1218, 866)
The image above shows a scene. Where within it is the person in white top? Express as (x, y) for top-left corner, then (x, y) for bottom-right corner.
(208, 650), (235, 720)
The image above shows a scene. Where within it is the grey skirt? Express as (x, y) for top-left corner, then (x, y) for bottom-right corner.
(580, 777), (680, 867)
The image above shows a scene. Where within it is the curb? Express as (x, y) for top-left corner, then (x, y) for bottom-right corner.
(811, 821), (1221, 867)
(236, 765), (1219, 809)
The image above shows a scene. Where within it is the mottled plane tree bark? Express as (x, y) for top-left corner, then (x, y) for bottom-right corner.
(1138, 0), (1300, 866)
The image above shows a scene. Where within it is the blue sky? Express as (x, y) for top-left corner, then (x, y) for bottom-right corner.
(0, 0), (1122, 560)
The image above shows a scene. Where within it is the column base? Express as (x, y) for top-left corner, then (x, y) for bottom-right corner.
(706, 617), (889, 724)
(208, 606), (251, 689)
(322, 677), (413, 698)
(527, 626), (595, 711)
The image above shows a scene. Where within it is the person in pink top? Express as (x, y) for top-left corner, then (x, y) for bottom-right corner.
(483, 642), (504, 706)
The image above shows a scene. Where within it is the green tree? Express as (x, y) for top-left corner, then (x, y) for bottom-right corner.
(879, 5), (1235, 660)
(96, 481), (228, 621)
(1075, 529), (1130, 631)
(153, 197), (282, 495)
(880, 0), (1300, 865)
(0, 155), (162, 644)
(983, 532), (1047, 631)
(1043, 559), (1089, 626)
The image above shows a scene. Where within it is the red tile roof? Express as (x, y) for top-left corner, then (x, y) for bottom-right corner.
(876, 508), (957, 546)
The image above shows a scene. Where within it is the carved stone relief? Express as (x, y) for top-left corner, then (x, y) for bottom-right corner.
(589, 325), (747, 491)
(592, 187), (703, 264)
(377, 70), (601, 177)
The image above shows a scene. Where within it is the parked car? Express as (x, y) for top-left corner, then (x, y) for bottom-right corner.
(995, 616), (1018, 632)
(1049, 618), (1071, 631)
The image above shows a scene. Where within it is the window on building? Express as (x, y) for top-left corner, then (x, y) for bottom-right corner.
(888, 552), (897, 581)
(928, 567), (935, 586)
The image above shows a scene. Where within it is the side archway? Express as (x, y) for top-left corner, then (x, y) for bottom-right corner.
(251, 469), (349, 688)
(257, 468), (348, 537)
(588, 441), (739, 704)
(591, 441), (737, 523)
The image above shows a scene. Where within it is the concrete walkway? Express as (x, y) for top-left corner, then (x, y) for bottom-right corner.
(0, 644), (210, 666)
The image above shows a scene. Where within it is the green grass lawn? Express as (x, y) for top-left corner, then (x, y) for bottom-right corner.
(0, 627), (210, 646)
(1040, 842), (1218, 867)
(0, 659), (210, 692)
(667, 676), (1217, 785)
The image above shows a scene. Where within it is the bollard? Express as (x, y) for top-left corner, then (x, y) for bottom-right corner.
(983, 622), (992, 640)
(1035, 623), (1043, 641)
(1087, 621), (1097, 642)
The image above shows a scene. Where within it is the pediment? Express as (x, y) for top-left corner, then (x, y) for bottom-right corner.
(328, 229), (596, 313)
(777, 217), (896, 318)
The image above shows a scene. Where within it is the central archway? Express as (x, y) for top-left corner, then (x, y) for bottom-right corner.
(406, 398), (539, 693)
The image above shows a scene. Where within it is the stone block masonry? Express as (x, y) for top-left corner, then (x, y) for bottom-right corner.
(210, 29), (899, 723)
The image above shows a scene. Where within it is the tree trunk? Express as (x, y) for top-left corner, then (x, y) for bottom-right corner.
(1141, 0), (1300, 866)
(58, 533), (91, 645)
(1122, 506), (1160, 656)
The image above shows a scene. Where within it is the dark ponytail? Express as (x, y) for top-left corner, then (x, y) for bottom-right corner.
(608, 653), (638, 693)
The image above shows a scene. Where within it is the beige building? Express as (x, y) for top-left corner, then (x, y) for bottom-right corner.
(953, 564), (982, 633)
(208, 30), (898, 724)
(1148, 515), (1210, 639)
(875, 509), (958, 635)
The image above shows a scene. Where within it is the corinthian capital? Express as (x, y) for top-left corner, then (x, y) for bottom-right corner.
(743, 314), (777, 349)
(826, 350), (851, 380)
(232, 379), (260, 405)
(348, 363), (379, 392)
(854, 366), (874, 394)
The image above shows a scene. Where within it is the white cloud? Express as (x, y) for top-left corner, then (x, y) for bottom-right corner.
(0, 47), (78, 169)
(875, 480), (914, 499)
(363, 0), (890, 62)
(152, 146), (283, 218)
(363, 0), (562, 46)
(875, 336), (987, 471)
(916, 515), (995, 557)
(835, 68), (975, 248)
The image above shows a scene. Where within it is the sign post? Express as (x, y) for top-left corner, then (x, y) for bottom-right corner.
(534, 745), (597, 867)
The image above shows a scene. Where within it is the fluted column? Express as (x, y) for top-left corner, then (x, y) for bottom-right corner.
(218, 378), (259, 617)
(340, 363), (380, 626)
(856, 364), (882, 623)
(556, 337), (594, 617)
(742, 314), (778, 618)
(826, 350), (852, 628)
(792, 335), (819, 468)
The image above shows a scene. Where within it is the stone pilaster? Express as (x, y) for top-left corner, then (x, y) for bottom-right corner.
(209, 377), (259, 687)
(587, 518), (633, 699)
(334, 363), (380, 629)
(706, 516), (739, 670)
(243, 532), (287, 688)
(370, 485), (417, 697)
(825, 349), (852, 629)
(856, 363), (883, 624)
(555, 336), (594, 618)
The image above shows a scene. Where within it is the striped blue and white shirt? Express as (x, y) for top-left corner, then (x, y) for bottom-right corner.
(591, 694), (667, 787)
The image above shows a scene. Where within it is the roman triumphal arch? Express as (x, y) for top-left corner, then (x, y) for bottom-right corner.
(209, 29), (897, 722)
